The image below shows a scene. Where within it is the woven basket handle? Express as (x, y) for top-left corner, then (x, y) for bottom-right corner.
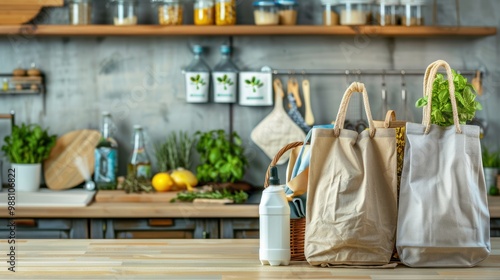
(264, 141), (305, 188)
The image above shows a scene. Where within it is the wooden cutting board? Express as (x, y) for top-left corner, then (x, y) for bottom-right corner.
(95, 190), (181, 203)
(44, 129), (101, 190)
(0, 0), (64, 25)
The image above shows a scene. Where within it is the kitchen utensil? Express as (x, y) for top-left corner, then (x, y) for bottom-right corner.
(381, 72), (388, 118)
(0, 0), (64, 25)
(302, 79), (315, 126)
(251, 78), (306, 165)
(44, 129), (101, 190)
(400, 70), (414, 122)
(95, 190), (181, 202)
(287, 77), (302, 108)
(287, 94), (311, 133)
(74, 156), (96, 191)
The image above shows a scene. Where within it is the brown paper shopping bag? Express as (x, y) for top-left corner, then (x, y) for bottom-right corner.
(305, 82), (398, 266)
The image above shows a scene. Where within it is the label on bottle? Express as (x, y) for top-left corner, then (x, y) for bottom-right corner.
(136, 164), (152, 179)
(213, 72), (237, 103)
(94, 147), (117, 183)
(239, 72), (273, 106)
(185, 72), (210, 103)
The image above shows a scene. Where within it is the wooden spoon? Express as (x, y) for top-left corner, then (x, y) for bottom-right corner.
(302, 79), (314, 126)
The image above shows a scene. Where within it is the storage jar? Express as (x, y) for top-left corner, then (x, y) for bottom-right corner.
(153, 0), (183, 25)
(109, 0), (138, 25)
(401, 0), (427, 26)
(375, 0), (399, 26)
(215, 0), (236, 25)
(253, 1), (279, 26)
(336, 0), (373, 25)
(321, 0), (340, 26)
(69, 0), (92, 25)
(194, 0), (215, 25)
(276, 0), (298, 25)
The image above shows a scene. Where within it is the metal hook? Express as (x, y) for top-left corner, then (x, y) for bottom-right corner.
(401, 70), (406, 86)
(301, 70), (307, 81)
(345, 70), (350, 86)
(356, 69), (361, 82)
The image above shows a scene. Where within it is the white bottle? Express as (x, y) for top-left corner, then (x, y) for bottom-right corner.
(259, 166), (290, 266)
(184, 45), (210, 103)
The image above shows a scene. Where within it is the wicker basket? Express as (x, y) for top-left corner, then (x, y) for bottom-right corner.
(264, 141), (307, 261)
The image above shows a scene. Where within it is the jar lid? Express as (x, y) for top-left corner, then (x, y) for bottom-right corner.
(253, 0), (277, 7)
(192, 45), (204, 54)
(220, 45), (231, 54)
(400, 0), (428, 5)
(339, 0), (374, 4)
(276, 0), (298, 6)
(376, 0), (400, 4)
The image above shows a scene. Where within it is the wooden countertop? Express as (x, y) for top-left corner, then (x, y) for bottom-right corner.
(1, 194), (499, 219)
(0, 238), (499, 278)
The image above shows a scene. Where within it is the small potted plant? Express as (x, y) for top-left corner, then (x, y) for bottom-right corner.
(482, 146), (499, 196)
(1, 123), (57, 191)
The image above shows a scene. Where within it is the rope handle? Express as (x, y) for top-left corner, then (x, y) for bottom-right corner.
(333, 82), (376, 138)
(422, 60), (461, 134)
(264, 141), (305, 188)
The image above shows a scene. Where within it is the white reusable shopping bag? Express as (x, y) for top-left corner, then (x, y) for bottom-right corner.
(396, 60), (491, 267)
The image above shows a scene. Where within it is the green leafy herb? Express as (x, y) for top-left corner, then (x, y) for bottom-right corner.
(416, 69), (482, 127)
(482, 146), (499, 168)
(170, 188), (248, 204)
(1, 123), (57, 164)
(195, 129), (247, 184)
(155, 131), (195, 172)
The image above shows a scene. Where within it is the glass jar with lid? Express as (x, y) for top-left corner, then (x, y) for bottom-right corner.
(215, 0), (236, 25)
(194, 0), (215, 25)
(321, 0), (340, 26)
(336, 0), (373, 25)
(375, 0), (399, 26)
(276, 0), (298, 25)
(109, 0), (138, 25)
(152, 0), (184, 25)
(401, 0), (427, 26)
(69, 0), (92, 25)
(253, 1), (279, 26)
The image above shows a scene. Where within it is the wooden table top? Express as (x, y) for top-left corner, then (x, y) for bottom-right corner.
(0, 193), (498, 219)
(0, 238), (499, 279)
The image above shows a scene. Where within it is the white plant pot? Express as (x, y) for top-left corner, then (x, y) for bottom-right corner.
(11, 163), (41, 192)
(484, 167), (498, 189)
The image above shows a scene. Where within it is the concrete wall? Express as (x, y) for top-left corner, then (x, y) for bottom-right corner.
(1, 0), (499, 186)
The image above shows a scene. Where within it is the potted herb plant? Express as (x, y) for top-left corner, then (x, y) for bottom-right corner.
(416, 69), (482, 126)
(482, 146), (499, 196)
(1, 123), (57, 191)
(195, 129), (248, 184)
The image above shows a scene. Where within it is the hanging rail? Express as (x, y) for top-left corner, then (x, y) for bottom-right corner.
(264, 67), (480, 76)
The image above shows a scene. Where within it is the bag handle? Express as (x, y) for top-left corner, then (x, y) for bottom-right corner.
(264, 141), (304, 188)
(422, 60), (462, 134)
(422, 60), (441, 123)
(333, 82), (376, 138)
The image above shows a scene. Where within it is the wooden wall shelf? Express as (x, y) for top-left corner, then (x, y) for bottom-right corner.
(0, 25), (496, 37)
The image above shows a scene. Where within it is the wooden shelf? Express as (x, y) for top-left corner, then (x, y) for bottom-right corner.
(0, 24), (496, 37)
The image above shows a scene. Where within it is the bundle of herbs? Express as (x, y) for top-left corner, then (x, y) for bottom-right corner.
(416, 69), (482, 126)
(1, 123), (57, 164)
(155, 131), (195, 172)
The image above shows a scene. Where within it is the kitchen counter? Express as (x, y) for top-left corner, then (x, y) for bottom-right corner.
(0, 238), (499, 279)
(1, 194), (499, 219)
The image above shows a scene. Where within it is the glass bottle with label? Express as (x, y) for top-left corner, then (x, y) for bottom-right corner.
(94, 112), (119, 190)
(184, 45), (211, 103)
(212, 45), (238, 103)
(128, 125), (152, 179)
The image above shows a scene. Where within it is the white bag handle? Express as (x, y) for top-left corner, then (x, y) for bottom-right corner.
(422, 60), (462, 134)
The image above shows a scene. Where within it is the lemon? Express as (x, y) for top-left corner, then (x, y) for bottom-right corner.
(152, 172), (174, 192)
(170, 168), (198, 192)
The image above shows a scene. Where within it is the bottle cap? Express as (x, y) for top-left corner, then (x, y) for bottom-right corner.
(268, 166), (280, 185)
(220, 45), (231, 54)
(192, 45), (204, 54)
